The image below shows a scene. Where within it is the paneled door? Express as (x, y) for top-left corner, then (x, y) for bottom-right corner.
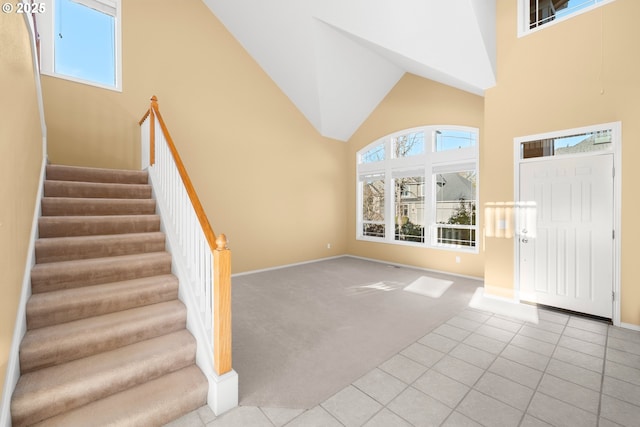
(518, 154), (614, 318)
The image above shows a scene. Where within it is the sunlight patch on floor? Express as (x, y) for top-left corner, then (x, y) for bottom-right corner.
(468, 287), (539, 323)
(345, 281), (405, 296)
(403, 276), (454, 298)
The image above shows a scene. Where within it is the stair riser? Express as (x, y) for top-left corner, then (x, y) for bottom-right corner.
(12, 165), (208, 427)
(44, 181), (152, 199)
(12, 333), (196, 427)
(27, 276), (179, 329)
(20, 303), (187, 373)
(41, 198), (156, 216)
(31, 253), (172, 294)
(38, 215), (160, 238)
(35, 233), (166, 264)
(46, 165), (148, 185)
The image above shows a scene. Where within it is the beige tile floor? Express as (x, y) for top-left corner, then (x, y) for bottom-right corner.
(166, 307), (640, 427)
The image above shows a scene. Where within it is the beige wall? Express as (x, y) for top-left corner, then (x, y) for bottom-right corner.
(38, 0), (640, 325)
(484, 1), (640, 325)
(41, 0), (348, 273)
(346, 74), (485, 278)
(0, 14), (43, 399)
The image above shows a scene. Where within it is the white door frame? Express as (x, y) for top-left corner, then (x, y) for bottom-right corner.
(513, 122), (622, 325)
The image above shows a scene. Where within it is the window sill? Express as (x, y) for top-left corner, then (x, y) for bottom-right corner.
(356, 236), (479, 254)
(41, 71), (122, 92)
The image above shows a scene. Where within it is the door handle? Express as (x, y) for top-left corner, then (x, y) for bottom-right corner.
(522, 237), (528, 243)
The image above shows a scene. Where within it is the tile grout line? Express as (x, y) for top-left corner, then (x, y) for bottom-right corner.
(439, 310), (547, 421)
(432, 319), (487, 426)
(257, 407), (277, 427)
(263, 313), (621, 427)
(221, 312), (636, 427)
(467, 312), (550, 427)
(373, 309), (493, 426)
(188, 308), (639, 426)
(393, 311), (469, 426)
(519, 314), (570, 426)
(597, 326), (610, 427)
(502, 315), (541, 427)
(351, 379), (411, 427)
(440, 310), (514, 426)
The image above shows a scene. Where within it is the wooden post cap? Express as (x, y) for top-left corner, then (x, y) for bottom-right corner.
(216, 234), (228, 250)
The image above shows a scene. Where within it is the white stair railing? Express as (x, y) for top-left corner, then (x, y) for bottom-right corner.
(139, 96), (236, 415)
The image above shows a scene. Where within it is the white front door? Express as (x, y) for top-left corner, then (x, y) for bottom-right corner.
(518, 154), (614, 318)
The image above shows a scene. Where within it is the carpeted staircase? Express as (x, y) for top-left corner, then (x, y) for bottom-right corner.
(10, 164), (208, 426)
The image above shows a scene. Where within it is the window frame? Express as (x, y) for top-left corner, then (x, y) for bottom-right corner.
(518, 0), (616, 37)
(356, 125), (479, 253)
(36, 0), (122, 91)
(433, 169), (478, 248)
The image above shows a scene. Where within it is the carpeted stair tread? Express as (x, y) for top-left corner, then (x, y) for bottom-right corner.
(31, 365), (207, 427)
(20, 300), (187, 373)
(11, 331), (196, 427)
(12, 164), (211, 425)
(44, 180), (152, 199)
(46, 164), (148, 185)
(41, 197), (157, 216)
(39, 214), (160, 238)
(30, 252), (172, 294)
(26, 274), (179, 329)
(35, 232), (166, 264)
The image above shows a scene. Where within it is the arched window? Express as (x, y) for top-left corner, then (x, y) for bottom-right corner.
(356, 126), (479, 251)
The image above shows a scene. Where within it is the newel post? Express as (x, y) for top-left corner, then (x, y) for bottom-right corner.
(214, 234), (232, 375)
(149, 96), (158, 166)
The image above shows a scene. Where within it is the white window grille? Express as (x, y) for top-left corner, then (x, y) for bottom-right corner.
(356, 126), (479, 252)
(519, 0), (615, 36)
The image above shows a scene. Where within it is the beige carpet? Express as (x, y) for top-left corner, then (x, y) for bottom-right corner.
(12, 164), (206, 426)
(232, 257), (480, 409)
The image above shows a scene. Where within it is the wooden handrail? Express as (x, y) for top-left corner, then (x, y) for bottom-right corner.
(138, 109), (152, 125)
(140, 96), (218, 252)
(139, 96), (232, 376)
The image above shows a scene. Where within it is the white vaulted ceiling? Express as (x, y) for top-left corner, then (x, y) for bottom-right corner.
(202, 0), (496, 141)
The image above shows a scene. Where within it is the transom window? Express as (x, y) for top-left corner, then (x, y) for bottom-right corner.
(520, 129), (612, 159)
(357, 126), (479, 251)
(520, 0), (615, 35)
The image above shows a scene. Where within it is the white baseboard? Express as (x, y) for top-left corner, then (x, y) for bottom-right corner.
(620, 322), (640, 332)
(234, 254), (485, 282)
(1, 158), (46, 427)
(345, 255), (484, 282)
(232, 255), (344, 277)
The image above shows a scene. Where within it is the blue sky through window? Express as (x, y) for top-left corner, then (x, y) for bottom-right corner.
(436, 130), (476, 151)
(555, 0), (601, 20)
(55, 0), (115, 87)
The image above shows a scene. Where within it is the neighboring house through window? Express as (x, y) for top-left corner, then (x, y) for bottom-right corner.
(37, 0), (122, 90)
(357, 126), (479, 251)
(521, 0), (615, 35)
